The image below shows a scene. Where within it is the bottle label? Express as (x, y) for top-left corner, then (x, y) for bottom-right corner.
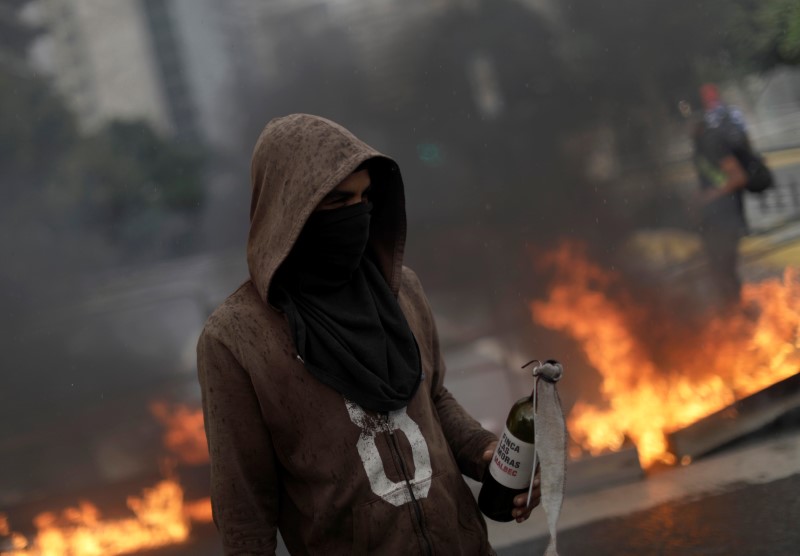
(489, 426), (535, 489)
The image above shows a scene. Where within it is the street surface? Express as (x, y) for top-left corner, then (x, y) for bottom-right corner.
(118, 422), (800, 556)
(502, 473), (800, 555)
(493, 425), (800, 556)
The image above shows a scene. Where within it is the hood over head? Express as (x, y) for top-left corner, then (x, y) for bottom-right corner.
(247, 114), (407, 302)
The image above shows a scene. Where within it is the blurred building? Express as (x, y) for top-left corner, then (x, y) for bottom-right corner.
(25, 0), (342, 152)
(30, 0), (176, 136)
(26, 0), (242, 149)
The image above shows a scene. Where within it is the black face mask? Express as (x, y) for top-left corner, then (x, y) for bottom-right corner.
(270, 198), (422, 412)
(284, 201), (372, 287)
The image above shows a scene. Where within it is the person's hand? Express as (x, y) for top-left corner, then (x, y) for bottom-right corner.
(692, 188), (716, 208)
(482, 442), (542, 523)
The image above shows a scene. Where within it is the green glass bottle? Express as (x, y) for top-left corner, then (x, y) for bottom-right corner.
(478, 395), (535, 522)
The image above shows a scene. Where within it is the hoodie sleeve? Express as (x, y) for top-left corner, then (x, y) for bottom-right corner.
(402, 268), (498, 482)
(430, 324), (498, 482)
(197, 329), (280, 555)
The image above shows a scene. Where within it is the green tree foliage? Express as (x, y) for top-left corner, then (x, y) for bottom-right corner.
(725, 0), (800, 72)
(58, 120), (205, 246)
(1, 1), (206, 258)
(0, 69), (205, 257)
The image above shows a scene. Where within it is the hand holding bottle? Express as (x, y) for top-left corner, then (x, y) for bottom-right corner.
(479, 359), (566, 555)
(482, 443), (541, 522)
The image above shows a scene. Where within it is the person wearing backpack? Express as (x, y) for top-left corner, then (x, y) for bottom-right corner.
(691, 114), (750, 307)
(700, 83), (774, 196)
(700, 83), (749, 149)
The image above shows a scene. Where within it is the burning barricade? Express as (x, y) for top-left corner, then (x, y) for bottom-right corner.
(0, 403), (211, 556)
(2, 240), (797, 554)
(531, 240), (800, 469)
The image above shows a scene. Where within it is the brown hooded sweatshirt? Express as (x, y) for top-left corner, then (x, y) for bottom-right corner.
(197, 114), (497, 555)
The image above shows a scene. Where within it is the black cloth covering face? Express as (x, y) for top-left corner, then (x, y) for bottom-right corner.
(271, 202), (422, 412)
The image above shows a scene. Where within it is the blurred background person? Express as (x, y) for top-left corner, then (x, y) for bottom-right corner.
(690, 112), (750, 307)
(700, 82), (750, 151)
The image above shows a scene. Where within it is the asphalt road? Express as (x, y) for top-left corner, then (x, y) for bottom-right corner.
(493, 414), (800, 556)
(498, 473), (800, 556)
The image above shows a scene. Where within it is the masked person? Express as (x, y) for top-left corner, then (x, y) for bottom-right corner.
(197, 114), (540, 555)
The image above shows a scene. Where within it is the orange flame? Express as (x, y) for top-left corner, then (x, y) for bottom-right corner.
(1, 513), (29, 554)
(2, 482), (211, 556)
(2, 402), (213, 555)
(530, 241), (800, 467)
(149, 401), (209, 465)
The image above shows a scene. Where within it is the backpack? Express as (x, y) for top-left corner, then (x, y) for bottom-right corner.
(715, 106), (749, 152)
(732, 147), (774, 194)
(714, 108), (774, 194)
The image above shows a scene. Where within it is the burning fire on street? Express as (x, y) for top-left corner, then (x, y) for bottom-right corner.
(531, 241), (800, 468)
(3, 247), (797, 552)
(1, 404), (212, 556)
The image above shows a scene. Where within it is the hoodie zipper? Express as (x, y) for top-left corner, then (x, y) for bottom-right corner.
(383, 413), (433, 556)
(293, 348), (432, 553)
